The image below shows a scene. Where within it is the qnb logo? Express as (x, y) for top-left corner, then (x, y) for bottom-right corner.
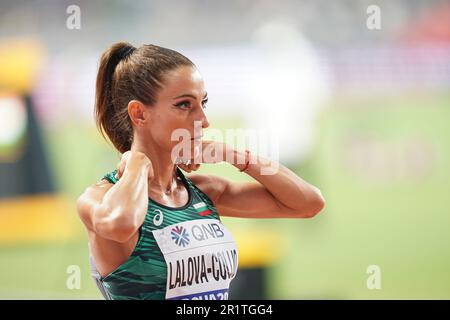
(171, 226), (190, 247)
(192, 223), (224, 241)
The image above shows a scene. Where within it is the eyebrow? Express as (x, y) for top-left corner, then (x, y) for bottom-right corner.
(173, 92), (208, 100)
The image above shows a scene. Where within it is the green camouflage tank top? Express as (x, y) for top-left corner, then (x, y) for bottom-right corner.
(88, 167), (239, 300)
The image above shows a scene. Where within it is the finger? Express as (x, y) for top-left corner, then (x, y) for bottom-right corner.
(122, 150), (132, 160)
(115, 161), (121, 179)
(178, 164), (191, 173)
(148, 168), (155, 181)
(192, 151), (203, 165)
(117, 161), (126, 179)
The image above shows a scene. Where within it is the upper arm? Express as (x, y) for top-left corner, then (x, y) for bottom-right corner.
(187, 174), (312, 219)
(76, 179), (114, 232)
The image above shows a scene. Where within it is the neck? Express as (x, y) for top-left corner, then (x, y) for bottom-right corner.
(130, 135), (178, 194)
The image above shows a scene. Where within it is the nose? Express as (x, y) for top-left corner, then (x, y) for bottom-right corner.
(198, 106), (210, 129)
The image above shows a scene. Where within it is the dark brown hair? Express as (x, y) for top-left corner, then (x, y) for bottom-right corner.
(94, 42), (195, 154)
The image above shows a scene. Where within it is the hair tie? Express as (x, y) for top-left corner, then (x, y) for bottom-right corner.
(119, 46), (135, 61)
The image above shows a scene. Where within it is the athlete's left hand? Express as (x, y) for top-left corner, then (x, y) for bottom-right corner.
(177, 140), (227, 173)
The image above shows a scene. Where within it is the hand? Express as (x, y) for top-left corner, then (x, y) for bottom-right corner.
(177, 140), (228, 173)
(115, 150), (153, 181)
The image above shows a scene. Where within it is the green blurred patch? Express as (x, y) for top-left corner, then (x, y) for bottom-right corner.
(0, 240), (101, 299)
(268, 92), (450, 299)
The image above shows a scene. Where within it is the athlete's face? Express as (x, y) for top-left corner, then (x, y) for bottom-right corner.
(135, 65), (210, 160)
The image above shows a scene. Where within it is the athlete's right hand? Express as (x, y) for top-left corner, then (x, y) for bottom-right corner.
(115, 151), (154, 181)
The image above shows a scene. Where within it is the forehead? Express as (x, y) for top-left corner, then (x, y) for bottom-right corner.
(158, 65), (205, 99)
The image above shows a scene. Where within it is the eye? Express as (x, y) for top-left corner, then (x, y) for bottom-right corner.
(174, 101), (191, 109)
(202, 99), (208, 109)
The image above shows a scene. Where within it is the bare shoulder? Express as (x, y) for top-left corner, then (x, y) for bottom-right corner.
(186, 173), (230, 204)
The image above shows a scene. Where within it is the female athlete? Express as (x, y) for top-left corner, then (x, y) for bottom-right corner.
(76, 42), (325, 300)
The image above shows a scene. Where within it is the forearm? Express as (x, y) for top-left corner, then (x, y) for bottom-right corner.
(95, 155), (150, 232)
(228, 148), (325, 211)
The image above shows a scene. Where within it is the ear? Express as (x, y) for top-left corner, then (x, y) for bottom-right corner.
(127, 100), (148, 126)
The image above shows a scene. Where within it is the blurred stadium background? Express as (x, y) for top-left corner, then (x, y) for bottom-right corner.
(0, 0), (449, 299)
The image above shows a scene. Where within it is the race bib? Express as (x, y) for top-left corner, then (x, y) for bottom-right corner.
(152, 219), (239, 300)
